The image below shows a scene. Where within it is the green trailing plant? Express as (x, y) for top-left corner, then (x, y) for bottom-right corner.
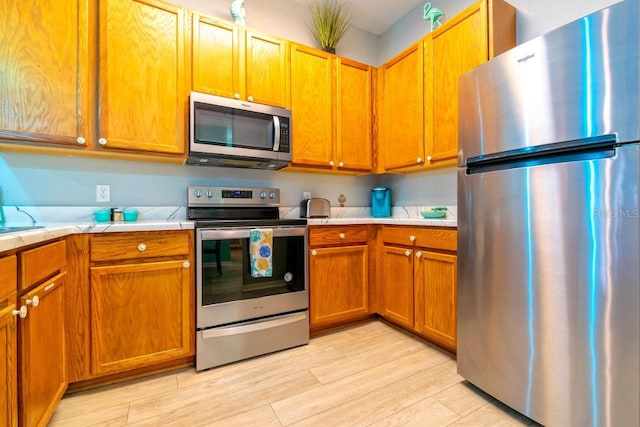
(307, 0), (354, 53)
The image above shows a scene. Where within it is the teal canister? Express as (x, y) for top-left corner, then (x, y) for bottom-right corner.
(371, 186), (391, 217)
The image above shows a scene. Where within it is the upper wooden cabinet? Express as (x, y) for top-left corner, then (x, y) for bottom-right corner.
(0, 0), (90, 147)
(192, 15), (290, 108)
(379, 42), (425, 172)
(378, 0), (515, 173)
(424, 0), (515, 166)
(290, 44), (334, 168)
(336, 58), (373, 171)
(98, 0), (189, 155)
(289, 45), (373, 172)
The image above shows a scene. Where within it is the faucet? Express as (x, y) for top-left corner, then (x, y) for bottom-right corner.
(0, 187), (5, 225)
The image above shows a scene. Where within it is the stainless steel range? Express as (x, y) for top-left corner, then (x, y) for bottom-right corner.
(188, 186), (309, 371)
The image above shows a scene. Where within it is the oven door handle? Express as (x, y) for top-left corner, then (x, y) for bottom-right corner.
(199, 227), (305, 240)
(201, 312), (307, 339)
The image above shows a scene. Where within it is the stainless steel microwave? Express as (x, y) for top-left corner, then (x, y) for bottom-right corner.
(187, 91), (292, 170)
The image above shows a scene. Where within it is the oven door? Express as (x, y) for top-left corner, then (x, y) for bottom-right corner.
(196, 226), (308, 329)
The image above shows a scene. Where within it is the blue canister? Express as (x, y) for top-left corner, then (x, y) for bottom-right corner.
(371, 186), (391, 217)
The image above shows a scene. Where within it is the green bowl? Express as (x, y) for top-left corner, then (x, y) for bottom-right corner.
(420, 210), (446, 219)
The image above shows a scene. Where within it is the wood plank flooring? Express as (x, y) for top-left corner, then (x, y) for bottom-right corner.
(50, 320), (539, 426)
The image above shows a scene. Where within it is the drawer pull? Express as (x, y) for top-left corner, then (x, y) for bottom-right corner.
(416, 251), (423, 258)
(405, 250), (412, 257)
(13, 306), (28, 319)
(183, 261), (191, 268)
(339, 233), (345, 239)
(26, 295), (39, 307)
(138, 243), (147, 252)
(77, 136), (86, 145)
(98, 137), (107, 146)
(311, 250), (317, 256)
(409, 235), (416, 242)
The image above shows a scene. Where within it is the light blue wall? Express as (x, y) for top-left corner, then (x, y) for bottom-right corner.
(0, 152), (377, 207)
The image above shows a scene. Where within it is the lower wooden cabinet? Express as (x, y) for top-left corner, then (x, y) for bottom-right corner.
(73, 230), (195, 379)
(379, 245), (414, 328)
(0, 255), (18, 427)
(18, 274), (66, 427)
(89, 259), (192, 375)
(308, 226), (371, 330)
(414, 250), (457, 352)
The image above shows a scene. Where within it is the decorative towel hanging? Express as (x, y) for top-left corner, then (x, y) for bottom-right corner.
(249, 229), (273, 278)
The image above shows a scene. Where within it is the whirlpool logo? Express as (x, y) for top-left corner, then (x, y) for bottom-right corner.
(593, 209), (639, 218)
(517, 53), (535, 64)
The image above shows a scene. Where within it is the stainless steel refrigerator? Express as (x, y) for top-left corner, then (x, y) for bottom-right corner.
(457, 1), (639, 426)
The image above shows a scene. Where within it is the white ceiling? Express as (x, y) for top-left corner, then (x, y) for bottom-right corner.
(289, 0), (425, 35)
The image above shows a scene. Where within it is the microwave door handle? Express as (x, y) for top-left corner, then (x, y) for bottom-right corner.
(272, 115), (281, 152)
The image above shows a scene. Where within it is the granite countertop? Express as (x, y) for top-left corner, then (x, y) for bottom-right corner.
(281, 206), (458, 227)
(0, 204), (456, 253)
(0, 206), (193, 253)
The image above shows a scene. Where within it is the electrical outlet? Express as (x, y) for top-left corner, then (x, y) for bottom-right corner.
(96, 185), (110, 203)
(303, 191), (311, 199)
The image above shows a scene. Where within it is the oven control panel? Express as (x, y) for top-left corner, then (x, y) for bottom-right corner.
(188, 186), (280, 207)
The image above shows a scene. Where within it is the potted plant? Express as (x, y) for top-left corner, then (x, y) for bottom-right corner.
(307, 0), (354, 54)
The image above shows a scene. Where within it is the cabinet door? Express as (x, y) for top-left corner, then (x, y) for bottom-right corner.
(290, 44), (334, 168)
(309, 245), (368, 328)
(192, 15), (240, 99)
(0, 0), (90, 147)
(424, 2), (488, 163)
(380, 43), (424, 171)
(379, 245), (414, 328)
(98, 0), (187, 154)
(245, 31), (289, 108)
(19, 273), (66, 427)
(90, 260), (192, 376)
(336, 58), (372, 171)
(0, 300), (17, 427)
(414, 251), (457, 352)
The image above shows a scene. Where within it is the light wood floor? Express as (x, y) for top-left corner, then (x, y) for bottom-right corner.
(50, 320), (539, 426)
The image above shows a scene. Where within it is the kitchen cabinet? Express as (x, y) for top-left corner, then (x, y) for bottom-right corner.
(289, 45), (373, 172)
(308, 226), (371, 331)
(378, 226), (457, 352)
(378, 42), (425, 172)
(88, 231), (194, 376)
(290, 44), (334, 168)
(0, 255), (18, 427)
(192, 15), (290, 108)
(423, 0), (515, 166)
(0, 0), (90, 148)
(17, 240), (67, 427)
(98, 0), (189, 155)
(335, 58), (373, 171)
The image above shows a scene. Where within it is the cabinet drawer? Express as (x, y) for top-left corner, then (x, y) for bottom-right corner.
(19, 240), (66, 292)
(381, 226), (457, 252)
(90, 231), (191, 262)
(0, 254), (17, 301)
(309, 225), (369, 246)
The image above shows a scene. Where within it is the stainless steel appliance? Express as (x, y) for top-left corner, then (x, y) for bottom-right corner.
(188, 92), (292, 170)
(457, 1), (639, 426)
(188, 186), (309, 371)
(299, 198), (330, 218)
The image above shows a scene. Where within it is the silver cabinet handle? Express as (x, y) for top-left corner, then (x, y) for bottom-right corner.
(98, 138), (107, 146)
(409, 235), (416, 242)
(77, 137), (86, 145)
(26, 295), (39, 307)
(416, 251), (423, 258)
(405, 250), (412, 257)
(339, 233), (345, 239)
(311, 250), (317, 256)
(13, 306), (28, 319)
(138, 243), (147, 252)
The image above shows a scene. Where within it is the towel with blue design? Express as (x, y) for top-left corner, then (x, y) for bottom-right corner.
(250, 228), (273, 278)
